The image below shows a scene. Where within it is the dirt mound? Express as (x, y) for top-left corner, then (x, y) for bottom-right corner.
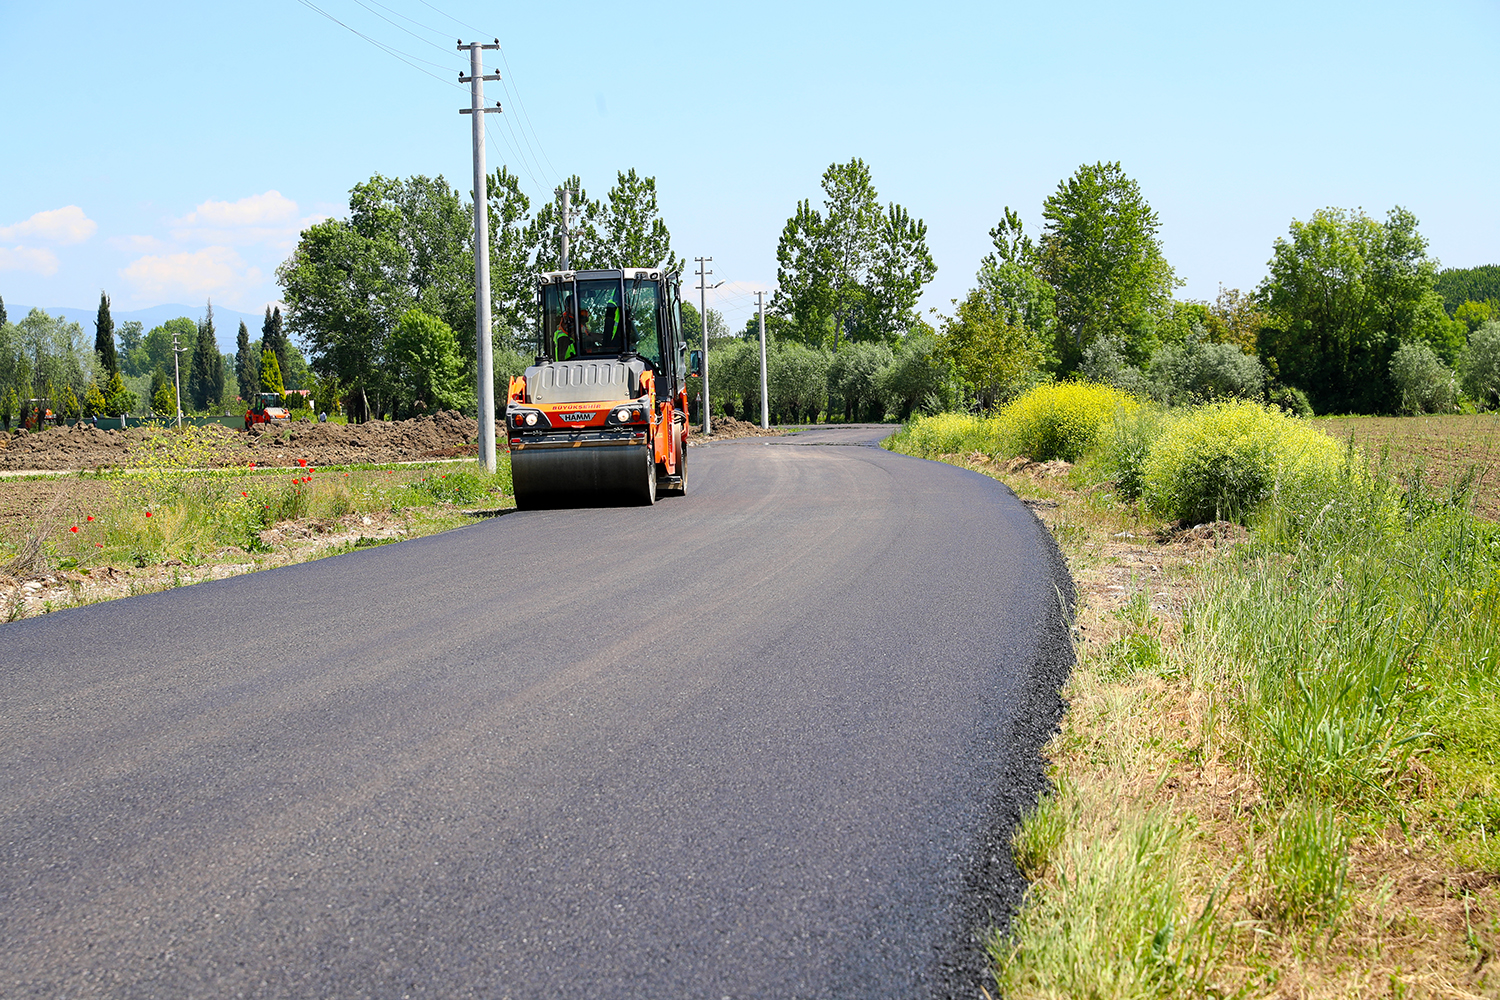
(0, 411), (484, 471)
(693, 416), (785, 442)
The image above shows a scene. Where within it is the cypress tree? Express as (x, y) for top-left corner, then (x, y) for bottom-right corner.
(94, 291), (118, 376)
(213, 354), (226, 409)
(260, 349), (285, 395)
(0, 294), (7, 327)
(263, 306), (287, 389)
(188, 304), (217, 410)
(235, 320), (253, 403)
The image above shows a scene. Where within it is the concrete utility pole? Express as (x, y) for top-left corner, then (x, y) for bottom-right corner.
(171, 327), (186, 429)
(756, 290), (769, 429)
(556, 186), (571, 271)
(694, 257), (722, 436)
(459, 39), (502, 474)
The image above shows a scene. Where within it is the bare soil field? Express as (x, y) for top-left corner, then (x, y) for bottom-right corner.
(1319, 413), (1500, 520)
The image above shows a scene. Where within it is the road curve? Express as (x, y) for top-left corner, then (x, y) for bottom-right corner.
(1, 425), (1073, 999)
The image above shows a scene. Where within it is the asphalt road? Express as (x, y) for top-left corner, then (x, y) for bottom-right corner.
(1, 425), (1073, 999)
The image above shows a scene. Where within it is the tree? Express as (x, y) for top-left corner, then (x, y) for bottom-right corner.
(83, 380), (108, 418)
(1434, 264), (1500, 313)
(0, 295), (6, 327)
(487, 166), (543, 351)
(260, 349), (285, 396)
(262, 306), (288, 388)
(117, 320), (146, 375)
(592, 169), (684, 274)
(94, 291), (117, 376)
(879, 328), (956, 419)
(235, 320), (253, 402)
(1389, 341), (1457, 414)
(277, 214), (408, 421)
(188, 303), (220, 410)
(827, 341), (894, 421)
(102, 369), (136, 417)
(1038, 161), (1177, 371)
(1462, 320), (1500, 409)
(774, 158), (936, 350)
(1257, 206), (1462, 413)
(151, 370), (177, 418)
(389, 308), (471, 416)
(140, 318), (196, 380)
(527, 175), (603, 272)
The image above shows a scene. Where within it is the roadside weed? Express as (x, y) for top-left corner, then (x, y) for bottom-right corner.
(1262, 802), (1350, 930)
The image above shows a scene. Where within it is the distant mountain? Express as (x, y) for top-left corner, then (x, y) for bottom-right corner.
(5, 303), (276, 354)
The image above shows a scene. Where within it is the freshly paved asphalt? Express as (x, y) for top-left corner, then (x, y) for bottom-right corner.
(1, 425), (1073, 999)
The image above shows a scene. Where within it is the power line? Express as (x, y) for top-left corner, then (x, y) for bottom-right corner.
(291, 0), (466, 87)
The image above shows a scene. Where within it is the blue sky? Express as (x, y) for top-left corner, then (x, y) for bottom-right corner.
(1, 0), (1496, 340)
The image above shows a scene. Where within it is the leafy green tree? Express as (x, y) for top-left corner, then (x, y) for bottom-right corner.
(487, 166), (544, 351)
(260, 349), (285, 396)
(188, 304), (220, 410)
(594, 169), (684, 274)
(767, 342), (830, 423)
(1257, 206), (1462, 413)
(827, 341), (894, 421)
(1454, 299), (1497, 333)
(278, 212), (407, 420)
(83, 380), (107, 418)
(389, 308), (471, 416)
(117, 320), (146, 375)
(141, 318), (196, 380)
(1462, 320), (1500, 409)
(1038, 161), (1177, 371)
(527, 174), (603, 272)
(1, 386), (15, 430)
(235, 320), (253, 402)
(943, 287), (1050, 411)
(1389, 341), (1457, 414)
(879, 328), (956, 419)
(152, 375), (177, 418)
(102, 369), (136, 417)
(774, 158), (935, 350)
(0, 295), (6, 327)
(94, 291), (117, 376)
(59, 383), (80, 421)
(1434, 264), (1500, 313)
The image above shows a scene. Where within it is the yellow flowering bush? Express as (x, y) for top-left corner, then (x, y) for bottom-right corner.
(999, 382), (1139, 462)
(1141, 400), (1352, 524)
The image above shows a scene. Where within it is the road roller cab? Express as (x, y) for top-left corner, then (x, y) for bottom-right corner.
(507, 268), (691, 507)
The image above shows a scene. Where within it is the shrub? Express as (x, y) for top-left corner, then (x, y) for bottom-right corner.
(1091, 405), (1170, 500)
(1390, 340), (1458, 414)
(880, 333), (956, 419)
(827, 341), (894, 422)
(1462, 320), (1500, 410)
(1267, 383), (1314, 418)
(1149, 338), (1266, 405)
(999, 382), (1138, 462)
(886, 412), (1002, 457)
(767, 342), (830, 423)
(1140, 401), (1348, 524)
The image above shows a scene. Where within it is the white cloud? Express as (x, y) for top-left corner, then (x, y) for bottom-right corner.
(0, 205), (96, 245)
(120, 247), (263, 302)
(0, 246), (60, 276)
(108, 234), (168, 253)
(177, 190), (298, 228)
(169, 190), (321, 250)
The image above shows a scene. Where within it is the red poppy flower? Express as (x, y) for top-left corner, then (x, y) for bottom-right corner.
(145, 511), (152, 517)
(86, 516), (94, 522)
(70, 525), (79, 533)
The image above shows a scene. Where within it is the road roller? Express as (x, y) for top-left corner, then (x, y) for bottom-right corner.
(506, 267), (693, 507)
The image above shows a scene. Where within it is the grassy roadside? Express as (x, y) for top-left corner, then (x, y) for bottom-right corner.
(1, 425), (513, 621)
(888, 398), (1500, 998)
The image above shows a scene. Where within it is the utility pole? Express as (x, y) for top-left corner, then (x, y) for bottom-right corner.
(171, 327), (186, 429)
(459, 38), (502, 474)
(694, 257), (722, 436)
(556, 186), (571, 270)
(756, 290), (769, 429)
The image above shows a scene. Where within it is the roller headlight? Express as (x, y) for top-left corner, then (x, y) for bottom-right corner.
(616, 408), (631, 422)
(525, 412), (538, 426)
